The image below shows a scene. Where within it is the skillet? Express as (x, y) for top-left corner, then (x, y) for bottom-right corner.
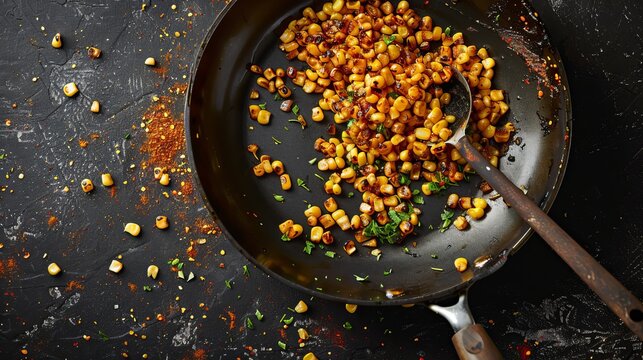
(185, 0), (642, 357)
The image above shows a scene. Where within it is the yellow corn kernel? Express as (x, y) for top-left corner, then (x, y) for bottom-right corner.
(331, 209), (346, 221)
(324, 197), (338, 212)
(467, 207), (485, 220)
(304, 206), (322, 218)
(454, 216), (469, 231)
(287, 224), (303, 239)
(310, 226), (324, 243)
(280, 174), (292, 190)
(271, 160), (284, 175)
(319, 214), (335, 229)
(473, 197), (488, 210)
(336, 215), (351, 231)
(311, 107), (324, 122)
(279, 219), (294, 234)
(454, 257), (468, 272)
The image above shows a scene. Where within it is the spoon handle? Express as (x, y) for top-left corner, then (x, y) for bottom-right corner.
(456, 137), (643, 340)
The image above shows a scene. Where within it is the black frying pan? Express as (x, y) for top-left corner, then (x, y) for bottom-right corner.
(185, 0), (640, 358)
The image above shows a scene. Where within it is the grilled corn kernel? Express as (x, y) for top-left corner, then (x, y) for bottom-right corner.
(101, 173), (114, 187)
(90, 100), (100, 113)
(304, 206), (322, 218)
(310, 226), (324, 243)
(155, 215), (169, 230)
(454, 216), (469, 231)
(279, 219), (294, 234)
(248, 105), (260, 120)
(153, 167), (164, 180)
(252, 164), (265, 177)
(467, 207), (485, 220)
(319, 214), (335, 229)
(288, 224), (304, 239)
(459, 197), (473, 209)
(81, 179), (94, 193)
(303, 353), (319, 360)
(63, 82), (79, 97)
(271, 160), (284, 175)
(311, 107), (324, 122)
(298, 328), (310, 340)
(51, 33), (62, 48)
(124, 222), (141, 236)
(340, 304), (358, 318)
(473, 197), (488, 210)
(323, 197), (338, 212)
(257, 109), (271, 125)
(144, 57), (156, 66)
(280, 174), (292, 190)
(295, 300), (308, 313)
(48, 262), (62, 276)
(109, 260), (123, 273)
(159, 173), (170, 186)
(87, 46), (102, 59)
(147, 265), (159, 279)
(321, 231), (334, 245)
(447, 193), (459, 209)
(307, 216), (318, 226)
(343, 240), (357, 255)
(454, 257), (468, 272)
(336, 215), (351, 231)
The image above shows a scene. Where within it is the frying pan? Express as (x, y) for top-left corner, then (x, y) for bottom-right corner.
(185, 0), (642, 357)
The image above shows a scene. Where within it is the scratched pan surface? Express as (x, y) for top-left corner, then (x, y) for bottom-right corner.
(185, 0), (571, 305)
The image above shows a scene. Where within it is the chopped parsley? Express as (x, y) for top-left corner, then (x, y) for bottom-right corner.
(225, 279), (232, 289)
(325, 251), (336, 258)
(98, 330), (109, 341)
(258, 103), (267, 110)
(277, 341), (287, 350)
(143, 285), (152, 292)
(383, 269), (393, 276)
(308, 158), (318, 165)
(255, 309), (264, 321)
(398, 173), (410, 185)
(444, 26), (452, 36)
(281, 233), (291, 242)
(273, 93), (284, 101)
(384, 34), (396, 45)
(246, 317), (254, 329)
(354, 274), (369, 282)
(343, 321), (353, 330)
(297, 178), (310, 191)
(273, 194), (285, 202)
(243, 265), (250, 276)
(304, 241), (315, 255)
(292, 104), (300, 116)
(271, 136), (282, 145)
(439, 209), (455, 232)
(363, 208), (413, 244)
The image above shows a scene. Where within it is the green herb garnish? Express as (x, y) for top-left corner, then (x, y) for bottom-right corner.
(444, 26), (452, 36)
(343, 321), (353, 330)
(225, 279), (232, 289)
(304, 241), (315, 255)
(258, 103), (267, 110)
(308, 158), (318, 165)
(255, 309), (264, 321)
(439, 209), (455, 232)
(273, 194), (285, 202)
(246, 317), (254, 329)
(297, 178), (310, 191)
(384, 34), (396, 45)
(388, 92), (400, 99)
(383, 269), (392, 276)
(353, 274), (369, 282)
(277, 341), (287, 350)
(292, 104), (300, 116)
(271, 136), (282, 145)
(281, 233), (291, 242)
(325, 251), (336, 258)
(243, 265), (250, 276)
(98, 330), (109, 341)
(143, 285), (152, 292)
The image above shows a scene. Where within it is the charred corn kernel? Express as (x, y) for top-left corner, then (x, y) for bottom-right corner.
(51, 33), (62, 48)
(482, 57), (495, 69)
(252, 164), (265, 177)
(414, 127), (431, 140)
(311, 107), (324, 122)
(109, 260), (123, 273)
(155, 215), (169, 229)
(304, 206), (322, 218)
(454, 257), (468, 272)
(336, 215), (351, 231)
(159, 173), (170, 186)
(147, 265), (159, 279)
(310, 226), (324, 243)
(345, 303), (358, 313)
(459, 197), (473, 209)
(307, 216), (318, 226)
(288, 224), (304, 239)
(271, 160), (284, 175)
(323, 197), (338, 212)
(153, 167), (164, 180)
(447, 193), (459, 208)
(47, 262), (61, 276)
(321, 231), (334, 245)
(280, 174), (292, 190)
(294, 300), (308, 313)
(144, 57), (156, 66)
(303, 353), (318, 360)
(101, 173), (114, 187)
(350, 215), (361, 230)
(319, 214), (335, 228)
(261, 159), (273, 174)
(81, 179), (94, 193)
(298, 328), (309, 340)
(467, 207), (485, 220)
(257, 109), (271, 125)
(332, 183), (342, 195)
(279, 219), (294, 234)
(490, 89), (504, 101)
(124, 223), (141, 236)
(249, 89), (259, 99)
(248, 105), (260, 120)
(63, 82), (79, 97)
(454, 216), (469, 230)
(87, 46), (101, 59)
(331, 209), (346, 221)
(473, 197), (488, 209)
(90, 100), (100, 113)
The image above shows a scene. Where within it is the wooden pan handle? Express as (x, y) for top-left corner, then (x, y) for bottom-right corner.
(457, 137), (643, 340)
(452, 324), (503, 360)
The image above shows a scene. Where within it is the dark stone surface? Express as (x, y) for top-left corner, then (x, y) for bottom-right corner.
(0, 0), (641, 359)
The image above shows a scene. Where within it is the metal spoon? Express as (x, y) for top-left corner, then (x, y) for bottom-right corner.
(442, 68), (643, 342)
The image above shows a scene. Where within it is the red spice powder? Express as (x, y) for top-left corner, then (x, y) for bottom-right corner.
(65, 280), (84, 292)
(140, 97), (185, 168)
(227, 310), (236, 330)
(0, 258), (18, 278)
(47, 215), (58, 229)
(128, 283), (138, 293)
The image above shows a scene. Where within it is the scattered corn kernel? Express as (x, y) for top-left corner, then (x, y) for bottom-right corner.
(63, 82), (79, 97)
(91, 100), (100, 113)
(295, 300), (308, 313)
(345, 303), (358, 313)
(109, 260), (123, 273)
(145, 57), (156, 66)
(47, 262), (61, 276)
(101, 173), (114, 187)
(81, 179), (94, 193)
(303, 352), (318, 360)
(51, 33), (62, 48)
(147, 265), (159, 279)
(297, 328), (309, 340)
(87, 46), (101, 59)
(155, 216), (169, 229)
(159, 173), (170, 186)
(454, 257), (468, 272)
(153, 167), (164, 180)
(124, 223), (141, 237)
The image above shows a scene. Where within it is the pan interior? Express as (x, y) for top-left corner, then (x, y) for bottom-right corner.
(186, 0), (571, 304)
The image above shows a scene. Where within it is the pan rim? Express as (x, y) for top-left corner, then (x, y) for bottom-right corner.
(184, 0), (573, 305)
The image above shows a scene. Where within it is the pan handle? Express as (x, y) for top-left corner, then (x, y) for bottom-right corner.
(456, 137), (643, 340)
(430, 294), (503, 360)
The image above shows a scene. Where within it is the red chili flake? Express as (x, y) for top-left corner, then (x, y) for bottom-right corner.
(227, 311), (236, 330)
(47, 215), (58, 229)
(218, 263), (225, 269)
